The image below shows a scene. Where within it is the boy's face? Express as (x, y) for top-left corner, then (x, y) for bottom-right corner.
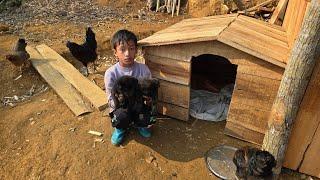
(114, 40), (137, 67)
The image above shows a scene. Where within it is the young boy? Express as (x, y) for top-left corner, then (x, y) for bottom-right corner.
(104, 29), (153, 145)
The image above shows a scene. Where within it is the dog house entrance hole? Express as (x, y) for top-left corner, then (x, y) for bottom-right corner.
(190, 54), (237, 121)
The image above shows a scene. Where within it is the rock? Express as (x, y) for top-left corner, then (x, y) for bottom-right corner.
(145, 154), (156, 163)
(56, 10), (68, 17)
(153, 161), (158, 167)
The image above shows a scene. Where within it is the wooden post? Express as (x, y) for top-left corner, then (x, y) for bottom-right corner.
(262, 0), (320, 176)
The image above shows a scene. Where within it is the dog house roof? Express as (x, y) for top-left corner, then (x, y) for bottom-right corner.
(139, 14), (288, 68)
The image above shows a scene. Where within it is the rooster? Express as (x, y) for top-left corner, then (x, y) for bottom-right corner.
(233, 146), (276, 180)
(66, 27), (97, 73)
(5, 38), (30, 72)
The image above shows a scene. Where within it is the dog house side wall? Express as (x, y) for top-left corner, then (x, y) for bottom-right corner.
(283, 56), (320, 178)
(144, 52), (191, 121)
(143, 41), (284, 133)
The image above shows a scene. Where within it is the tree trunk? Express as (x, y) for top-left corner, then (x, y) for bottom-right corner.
(262, 0), (320, 176)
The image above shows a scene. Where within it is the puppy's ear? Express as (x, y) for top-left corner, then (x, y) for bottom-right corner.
(233, 149), (246, 168)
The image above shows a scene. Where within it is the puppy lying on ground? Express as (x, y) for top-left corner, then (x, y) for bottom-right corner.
(233, 146), (276, 180)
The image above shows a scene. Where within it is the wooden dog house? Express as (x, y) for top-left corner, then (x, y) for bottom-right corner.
(139, 0), (320, 177)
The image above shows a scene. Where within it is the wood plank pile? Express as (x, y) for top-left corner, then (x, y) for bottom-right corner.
(26, 44), (107, 116)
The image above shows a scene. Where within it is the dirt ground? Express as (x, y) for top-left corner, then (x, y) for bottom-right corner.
(0, 0), (308, 179)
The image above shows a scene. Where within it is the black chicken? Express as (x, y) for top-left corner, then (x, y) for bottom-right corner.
(66, 27), (97, 72)
(5, 38), (30, 72)
(233, 146), (276, 180)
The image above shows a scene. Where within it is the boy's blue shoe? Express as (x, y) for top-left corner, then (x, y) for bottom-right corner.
(137, 127), (151, 138)
(111, 128), (126, 145)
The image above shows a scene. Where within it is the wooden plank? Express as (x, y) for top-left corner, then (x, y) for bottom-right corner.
(283, 57), (320, 170)
(223, 24), (289, 59)
(219, 26), (288, 62)
(287, 0), (300, 43)
(158, 80), (190, 108)
(290, 1), (308, 47)
(237, 63), (284, 81)
(235, 18), (288, 43)
(139, 29), (223, 46)
(299, 122), (320, 178)
(269, 0), (289, 24)
(282, 0), (295, 30)
(232, 20), (289, 47)
(157, 101), (189, 121)
(179, 13), (238, 23)
(218, 30), (287, 67)
(138, 15), (237, 46)
(155, 17), (235, 34)
(144, 41), (285, 80)
(224, 73), (281, 145)
(145, 54), (190, 85)
(227, 104), (269, 134)
(26, 46), (92, 116)
(231, 73), (281, 111)
(154, 22), (229, 35)
(35, 44), (107, 111)
(224, 121), (265, 145)
(238, 15), (286, 32)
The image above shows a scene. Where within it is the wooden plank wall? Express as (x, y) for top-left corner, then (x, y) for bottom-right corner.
(144, 51), (191, 121)
(283, 56), (320, 178)
(145, 54), (191, 85)
(225, 73), (281, 144)
(144, 41), (284, 137)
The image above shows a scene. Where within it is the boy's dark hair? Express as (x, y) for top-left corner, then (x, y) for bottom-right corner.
(111, 29), (138, 50)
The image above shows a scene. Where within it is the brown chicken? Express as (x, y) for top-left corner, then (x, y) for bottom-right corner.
(5, 38), (30, 71)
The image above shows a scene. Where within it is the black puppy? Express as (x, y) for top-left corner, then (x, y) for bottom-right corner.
(133, 78), (160, 127)
(111, 75), (143, 110)
(233, 146), (276, 180)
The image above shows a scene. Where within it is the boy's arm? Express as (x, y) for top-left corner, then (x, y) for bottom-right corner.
(104, 71), (116, 112)
(144, 64), (152, 79)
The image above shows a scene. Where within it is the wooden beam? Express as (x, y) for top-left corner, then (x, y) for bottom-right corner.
(157, 101), (189, 121)
(35, 44), (107, 111)
(158, 80), (190, 108)
(238, 0), (276, 14)
(269, 0), (289, 25)
(145, 54), (190, 85)
(26, 46), (92, 116)
(262, 0), (320, 175)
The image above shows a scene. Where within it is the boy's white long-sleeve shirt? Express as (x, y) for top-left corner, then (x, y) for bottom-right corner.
(104, 61), (152, 111)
